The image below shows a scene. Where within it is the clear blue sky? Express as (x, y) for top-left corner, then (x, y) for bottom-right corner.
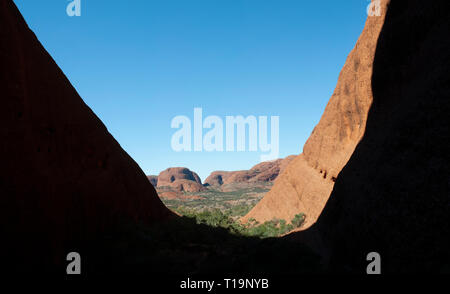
(14, 0), (369, 181)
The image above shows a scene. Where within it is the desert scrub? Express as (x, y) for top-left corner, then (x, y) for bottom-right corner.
(291, 213), (306, 228)
(174, 206), (306, 238)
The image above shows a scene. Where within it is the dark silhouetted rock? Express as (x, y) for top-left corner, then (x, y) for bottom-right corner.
(0, 0), (173, 274)
(313, 0), (450, 273)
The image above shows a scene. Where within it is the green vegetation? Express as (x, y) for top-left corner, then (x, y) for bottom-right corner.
(291, 213), (306, 228)
(159, 182), (306, 239)
(173, 207), (306, 238)
(87, 212), (322, 275)
(160, 183), (272, 215)
(86, 184), (314, 275)
(81, 183), (316, 275)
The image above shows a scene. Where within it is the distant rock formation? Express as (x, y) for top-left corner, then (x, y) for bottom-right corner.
(242, 0), (390, 227)
(204, 171), (229, 186)
(0, 0), (173, 273)
(205, 156), (295, 187)
(147, 175), (158, 187)
(151, 157), (294, 198)
(157, 167), (205, 192)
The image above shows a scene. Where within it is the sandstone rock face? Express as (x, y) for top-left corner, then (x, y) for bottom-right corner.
(205, 156), (295, 187)
(168, 179), (206, 193)
(250, 155), (296, 182)
(157, 167), (205, 192)
(0, 0), (173, 272)
(204, 171), (232, 186)
(312, 0), (450, 272)
(242, 0), (390, 227)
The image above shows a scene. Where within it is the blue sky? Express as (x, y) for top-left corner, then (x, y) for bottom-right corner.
(14, 0), (369, 180)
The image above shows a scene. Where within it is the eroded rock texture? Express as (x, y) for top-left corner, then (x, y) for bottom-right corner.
(243, 0), (390, 227)
(314, 0), (450, 273)
(157, 167), (205, 192)
(205, 156), (295, 187)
